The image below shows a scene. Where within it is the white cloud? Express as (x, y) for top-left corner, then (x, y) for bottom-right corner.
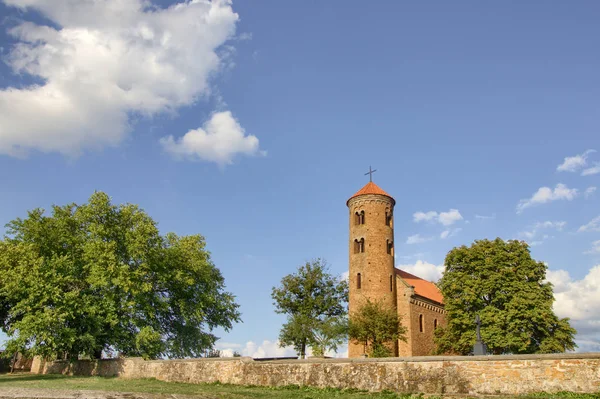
(440, 228), (462, 239)
(160, 111), (264, 165)
(583, 164), (600, 176)
(546, 266), (600, 350)
(516, 184), (578, 213)
(413, 211), (438, 223)
(585, 240), (600, 255)
(0, 0), (240, 157)
(519, 221), (566, 245)
(557, 149), (596, 172)
(585, 187), (597, 199)
(578, 216), (600, 233)
(340, 271), (349, 282)
(397, 260), (444, 282)
(475, 214), (496, 220)
(413, 209), (463, 226)
(406, 234), (433, 245)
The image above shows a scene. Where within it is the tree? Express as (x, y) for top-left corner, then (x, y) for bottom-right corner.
(0, 192), (241, 360)
(435, 238), (576, 355)
(348, 299), (407, 358)
(271, 259), (348, 358)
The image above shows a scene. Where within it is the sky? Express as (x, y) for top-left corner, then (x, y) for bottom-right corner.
(0, 0), (599, 357)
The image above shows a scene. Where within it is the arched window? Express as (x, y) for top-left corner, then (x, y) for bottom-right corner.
(434, 319), (438, 330)
(389, 275), (393, 292)
(355, 210), (365, 225)
(357, 273), (362, 289)
(354, 238), (365, 253)
(419, 314), (424, 333)
(387, 240), (394, 256)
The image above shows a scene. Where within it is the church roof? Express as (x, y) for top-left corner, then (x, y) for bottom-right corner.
(395, 268), (444, 304)
(347, 182), (395, 205)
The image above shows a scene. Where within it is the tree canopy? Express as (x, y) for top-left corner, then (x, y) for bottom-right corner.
(348, 299), (406, 358)
(0, 192), (241, 360)
(435, 238), (576, 355)
(271, 259), (348, 358)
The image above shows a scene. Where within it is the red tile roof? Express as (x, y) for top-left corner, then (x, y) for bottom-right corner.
(395, 268), (444, 304)
(347, 182), (395, 205)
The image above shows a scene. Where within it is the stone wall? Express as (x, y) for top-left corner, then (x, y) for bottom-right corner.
(32, 353), (600, 395)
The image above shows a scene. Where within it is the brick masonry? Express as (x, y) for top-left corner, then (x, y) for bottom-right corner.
(31, 354), (600, 395)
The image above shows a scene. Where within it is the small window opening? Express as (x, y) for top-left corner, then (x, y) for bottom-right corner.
(354, 238), (365, 253)
(357, 273), (362, 289)
(385, 211), (393, 227)
(390, 275), (393, 292)
(355, 210), (365, 225)
(386, 240), (394, 256)
(434, 319), (438, 330)
(419, 314), (424, 333)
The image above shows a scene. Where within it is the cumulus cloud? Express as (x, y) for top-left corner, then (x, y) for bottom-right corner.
(557, 149), (596, 172)
(518, 221), (565, 245)
(440, 228), (462, 239)
(582, 165), (600, 176)
(585, 240), (600, 255)
(585, 187), (597, 199)
(578, 216), (600, 233)
(413, 209), (463, 226)
(160, 111), (264, 165)
(546, 266), (600, 350)
(397, 260), (444, 282)
(406, 234), (433, 245)
(0, 0), (240, 157)
(516, 184), (578, 213)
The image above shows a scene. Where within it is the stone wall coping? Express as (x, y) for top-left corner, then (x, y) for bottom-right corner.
(44, 352), (600, 366)
(254, 352), (600, 364)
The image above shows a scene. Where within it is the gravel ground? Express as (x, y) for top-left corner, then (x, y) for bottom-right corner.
(0, 388), (216, 399)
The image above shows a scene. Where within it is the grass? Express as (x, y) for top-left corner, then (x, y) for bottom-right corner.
(0, 373), (599, 399)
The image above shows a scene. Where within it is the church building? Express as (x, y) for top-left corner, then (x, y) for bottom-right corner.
(347, 180), (446, 357)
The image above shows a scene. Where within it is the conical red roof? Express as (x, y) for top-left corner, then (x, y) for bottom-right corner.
(347, 182), (395, 205)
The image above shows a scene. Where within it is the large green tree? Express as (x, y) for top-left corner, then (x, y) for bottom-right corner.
(435, 238), (576, 355)
(0, 192), (241, 360)
(348, 299), (407, 358)
(271, 259), (348, 358)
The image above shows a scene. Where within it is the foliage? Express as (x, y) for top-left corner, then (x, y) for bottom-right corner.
(271, 259), (348, 358)
(0, 192), (241, 360)
(435, 238), (577, 355)
(348, 299), (407, 358)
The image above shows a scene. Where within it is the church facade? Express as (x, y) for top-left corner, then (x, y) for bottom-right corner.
(347, 181), (446, 357)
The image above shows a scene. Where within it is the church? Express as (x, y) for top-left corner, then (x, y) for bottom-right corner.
(347, 180), (446, 357)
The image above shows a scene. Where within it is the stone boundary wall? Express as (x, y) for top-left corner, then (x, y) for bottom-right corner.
(31, 353), (600, 395)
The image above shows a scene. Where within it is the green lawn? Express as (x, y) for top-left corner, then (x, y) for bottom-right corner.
(0, 373), (599, 399)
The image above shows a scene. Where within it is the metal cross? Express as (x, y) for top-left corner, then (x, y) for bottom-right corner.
(364, 166), (377, 182)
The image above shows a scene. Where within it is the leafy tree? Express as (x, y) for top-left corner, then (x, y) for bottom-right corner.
(0, 192), (241, 360)
(348, 299), (407, 358)
(271, 259), (348, 359)
(435, 238), (576, 355)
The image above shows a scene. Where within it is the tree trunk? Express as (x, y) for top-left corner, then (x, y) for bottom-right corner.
(10, 352), (17, 374)
(300, 341), (306, 359)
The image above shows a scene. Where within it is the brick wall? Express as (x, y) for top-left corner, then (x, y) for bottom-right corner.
(32, 353), (600, 395)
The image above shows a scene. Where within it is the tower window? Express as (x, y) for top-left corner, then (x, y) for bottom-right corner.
(419, 314), (424, 333)
(354, 238), (365, 253)
(434, 319), (438, 330)
(390, 275), (393, 292)
(386, 240), (394, 256)
(357, 273), (362, 289)
(385, 210), (392, 227)
(355, 211), (365, 225)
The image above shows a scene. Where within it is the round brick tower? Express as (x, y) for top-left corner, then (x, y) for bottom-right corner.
(347, 181), (397, 357)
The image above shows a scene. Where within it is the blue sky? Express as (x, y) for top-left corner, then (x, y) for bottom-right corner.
(0, 0), (599, 356)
